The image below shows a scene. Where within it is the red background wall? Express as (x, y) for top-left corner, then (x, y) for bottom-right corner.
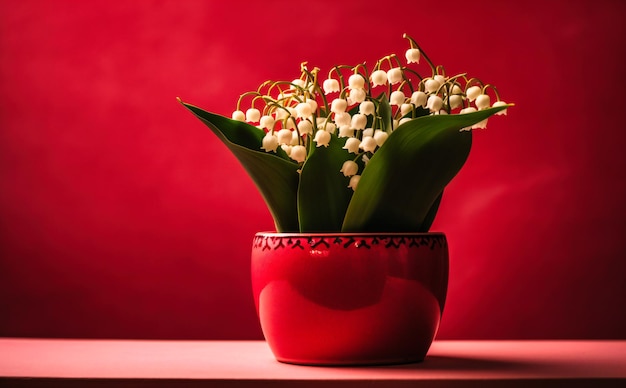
(1, 0), (625, 340)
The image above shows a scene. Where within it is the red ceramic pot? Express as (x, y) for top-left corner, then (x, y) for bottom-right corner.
(251, 232), (449, 366)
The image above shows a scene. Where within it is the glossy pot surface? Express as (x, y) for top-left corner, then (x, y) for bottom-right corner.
(251, 232), (449, 365)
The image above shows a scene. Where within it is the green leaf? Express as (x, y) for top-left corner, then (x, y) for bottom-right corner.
(297, 134), (353, 232)
(378, 93), (392, 132)
(341, 106), (508, 232)
(180, 101), (300, 232)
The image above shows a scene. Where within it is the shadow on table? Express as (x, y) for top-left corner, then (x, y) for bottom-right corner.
(382, 355), (533, 372)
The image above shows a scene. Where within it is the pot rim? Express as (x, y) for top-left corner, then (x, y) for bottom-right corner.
(255, 231), (446, 237)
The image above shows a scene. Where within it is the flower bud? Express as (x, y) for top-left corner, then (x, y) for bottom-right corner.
(348, 175), (361, 191)
(343, 137), (361, 153)
(351, 113), (367, 130)
(314, 129), (331, 147)
(460, 107), (477, 114)
(360, 136), (377, 153)
(348, 74), (365, 90)
(492, 100), (508, 115)
(449, 95), (463, 110)
(323, 78), (340, 94)
(340, 160), (359, 177)
(370, 70), (387, 87)
(306, 98), (318, 113)
(405, 48), (420, 64)
(295, 102), (313, 118)
(338, 125), (354, 138)
(297, 120), (313, 135)
(334, 111), (351, 127)
(426, 95), (443, 112)
(277, 129), (293, 145)
(424, 78), (440, 93)
(261, 133), (279, 152)
(466, 85), (481, 102)
(410, 91), (427, 107)
(387, 68), (403, 85)
(259, 115), (275, 130)
(359, 100), (375, 115)
(362, 128), (374, 137)
(349, 88), (366, 104)
(475, 94), (491, 110)
(290, 145), (307, 163)
(374, 130), (388, 146)
(232, 110), (245, 121)
(246, 108), (261, 123)
(331, 98), (348, 113)
(390, 90), (405, 106)
(472, 119), (488, 129)
(400, 103), (413, 116)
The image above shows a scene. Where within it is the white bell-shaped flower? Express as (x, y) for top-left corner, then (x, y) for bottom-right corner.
(277, 129), (293, 145)
(340, 160), (359, 177)
(259, 115), (275, 130)
(359, 100), (375, 115)
(426, 95), (443, 112)
(324, 122), (337, 134)
(400, 103), (413, 116)
(472, 118), (488, 129)
(370, 70), (387, 87)
(331, 98), (348, 113)
(387, 68), (403, 85)
(314, 129), (331, 147)
(410, 91), (427, 107)
(348, 175), (361, 191)
(338, 125), (354, 138)
(475, 94), (491, 110)
(246, 108), (261, 123)
(334, 111), (351, 127)
(290, 145), (307, 163)
(323, 78), (340, 94)
(405, 48), (420, 64)
(449, 95), (463, 110)
(360, 136), (377, 153)
(492, 100), (508, 115)
(295, 102), (313, 118)
(306, 98), (318, 113)
(297, 119), (313, 135)
(351, 113), (367, 130)
(390, 90), (405, 106)
(460, 107), (477, 114)
(424, 78), (441, 93)
(434, 74), (446, 87)
(451, 84), (463, 95)
(292, 79), (305, 89)
(348, 74), (365, 90)
(399, 117), (412, 126)
(343, 137), (361, 153)
(275, 108), (289, 120)
(349, 88), (366, 104)
(232, 110), (245, 121)
(362, 127), (374, 137)
(261, 133), (279, 152)
(281, 144), (292, 155)
(466, 86), (481, 102)
(374, 130), (388, 146)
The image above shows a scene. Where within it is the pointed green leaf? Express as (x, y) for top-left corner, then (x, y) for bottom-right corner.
(181, 101), (300, 232)
(297, 134), (353, 232)
(378, 93), (392, 132)
(342, 106), (508, 232)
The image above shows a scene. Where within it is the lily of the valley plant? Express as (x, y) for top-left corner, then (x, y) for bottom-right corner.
(180, 34), (511, 233)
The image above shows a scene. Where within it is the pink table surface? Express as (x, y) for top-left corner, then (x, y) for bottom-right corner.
(1, 339), (625, 387)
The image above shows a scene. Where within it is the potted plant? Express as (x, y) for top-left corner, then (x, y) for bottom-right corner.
(180, 34), (510, 365)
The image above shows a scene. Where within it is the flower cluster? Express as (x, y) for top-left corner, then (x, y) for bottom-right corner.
(231, 34), (508, 191)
